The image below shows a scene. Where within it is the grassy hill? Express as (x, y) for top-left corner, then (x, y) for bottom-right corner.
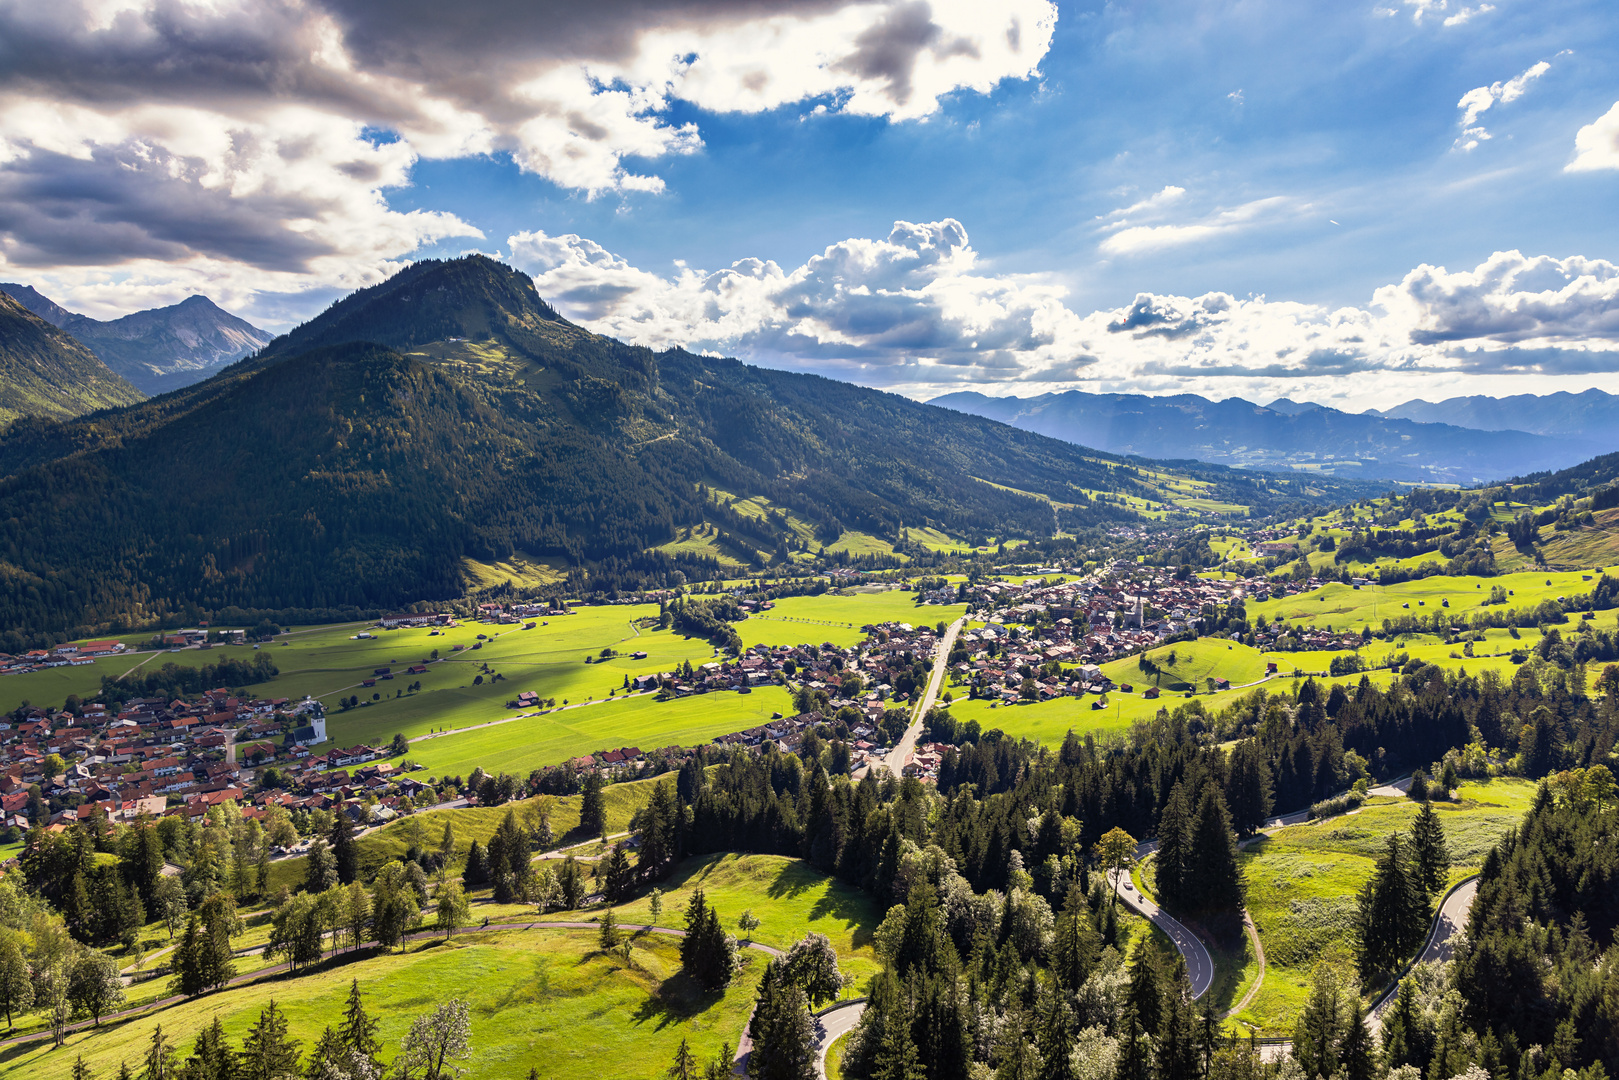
(0, 291), (143, 424)
(0, 256), (1371, 644)
(1102, 637), (1270, 691)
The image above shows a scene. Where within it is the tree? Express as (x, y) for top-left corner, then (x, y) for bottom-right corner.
(341, 880), (371, 952)
(746, 958), (816, 1080)
(580, 772), (606, 837)
(602, 844), (635, 903)
(390, 733), (410, 757)
(1187, 787), (1245, 914)
(435, 880), (468, 939)
(460, 841), (489, 889)
(557, 855), (585, 910)
(267, 892), (327, 974)
(183, 1016), (236, 1080)
(239, 999), (302, 1080)
(303, 839), (337, 894)
(1051, 885), (1101, 993)
(783, 932), (844, 1008)
(72, 1055), (94, 1080)
(330, 815), (357, 886)
(1292, 967), (1347, 1080)
(737, 909), (761, 943)
(371, 863), (421, 951)
(1355, 833), (1430, 979)
(153, 875), (189, 940)
(0, 934), (32, 1026)
(338, 978), (383, 1070)
(1154, 782), (1193, 909)
(439, 820), (456, 863)
(1094, 828), (1137, 916)
(143, 1024), (178, 1080)
(68, 951), (126, 1026)
(599, 909), (622, 952)
(667, 1038), (700, 1080)
(649, 888), (664, 924)
(398, 999), (472, 1080)
(1408, 802), (1450, 897)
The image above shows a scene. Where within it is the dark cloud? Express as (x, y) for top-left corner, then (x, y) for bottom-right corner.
(0, 145), (332, 270)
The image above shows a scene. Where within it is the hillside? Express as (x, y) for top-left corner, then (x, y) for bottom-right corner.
(0, 291), (144, 423)
(0, 256), (1375, 640)
(0, 284), (271, 394)
(932, 388), (1594, 484)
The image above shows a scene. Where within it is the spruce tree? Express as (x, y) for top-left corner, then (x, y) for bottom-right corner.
(72, 1055), (93, 1080)
(1188, 787), (1245, 913)
(746, 958), (816, 1080)
(1051, 885), (1099, 993)
(1113, 1005), (1150, 1080)
(461, 840), (489, 888)
(337, 979), (382, 1068)
(580, 771), (607, 837)
(183, 1017), (234, 1080)
(667, 1038), (699, 1080)
(1291, 967), (1345, 1080)
(1409, 802), (1450, 896)
(1356, 833), (1430, 978)
(238, 1000), (301, 1080)
(1154, 782), (1193, 910)
(1126, 942), (1163, 1037)
(1154, 962), (1198, 1080)
(1036, 992), (1078, 1080)
(1339, 1005), (1377, 1080)
(143, 1025), (177, 1080)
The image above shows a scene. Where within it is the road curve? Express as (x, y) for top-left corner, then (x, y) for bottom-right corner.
(1368, 875), (1477, 1028)
(814, 1000), (867, 1079)
(1109, 857), (1215, 1000)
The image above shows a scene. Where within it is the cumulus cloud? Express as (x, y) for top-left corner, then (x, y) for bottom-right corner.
(0, 0), (1056, 313)
(1454, 58), (1557, 151)
(1568, 101), (1619, 172)
(1097, 194), (1298, 257)
(501, 219), (1619, 405)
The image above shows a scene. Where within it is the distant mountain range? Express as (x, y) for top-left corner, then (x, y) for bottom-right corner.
(0, 292), (143, 424)
(0, 283), (271, 395)
(1371, 389), (1619, 442)
(930, 389), (1615, 485)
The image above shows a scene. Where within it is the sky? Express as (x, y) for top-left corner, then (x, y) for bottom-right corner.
(0, 0), (1616, 411)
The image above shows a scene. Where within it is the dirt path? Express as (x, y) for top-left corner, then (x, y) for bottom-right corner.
(1225, 912), (1266, 1018)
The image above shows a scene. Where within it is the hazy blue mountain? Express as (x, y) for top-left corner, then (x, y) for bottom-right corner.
(930, 388), (1596, 484)
(1374, 389), (1619, 445)
(0, 285), (271, 395)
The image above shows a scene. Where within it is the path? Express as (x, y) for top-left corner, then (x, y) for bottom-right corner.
(1226, 912), (1265, 1018)
(876, 616), (965, 776)
(1368, 876), (1477, 1027)
(1108, 846), (1214, 1000)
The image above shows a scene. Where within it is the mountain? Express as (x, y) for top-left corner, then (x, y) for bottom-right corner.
(0, 284), (272, 395)
(1374, 389), (1619, 446)
(0, 256), (1376, 643)
(930, 389), (1595, 484)
(0, 292), (144, 424)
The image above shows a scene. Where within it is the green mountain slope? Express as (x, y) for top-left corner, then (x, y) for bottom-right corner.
(0, 256), (1373, 641)
(0, 292), (143, 423)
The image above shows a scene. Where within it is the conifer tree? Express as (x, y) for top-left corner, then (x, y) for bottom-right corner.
(1154, 961), (1198, 1080)
(183, 1016), (235, 1080)
(746, 958), (816, 1080)
(72, 1055), (93, 1080)
(1409, 802), (1450, 896)
(1339, 1005), (1377, 1080)
(338, 978), (382, 1068)
(602, 844), (635, 903)
(460, 840), (489, 888)
(143, 1024), (178, 1080)
(1356, 834), (1429, 978)
(1127, 942), (1163, 1037)
(1051, 886), (1100, 994)
(666, 1039), (699, 1080)
(580, 771), (607, 837)
(330, 815), (357, 886)
(1036, 992), (1078, 1080)
(238, 1000), (301, 1080)
(1154, 782), (1193, 909)
(1188, 787), (1245, 913)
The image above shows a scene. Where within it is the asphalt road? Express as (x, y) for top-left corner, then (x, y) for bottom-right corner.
(877, 615), (965, 776)
(1109, 854), (1215, 1000)
(814, 1000), (868, 1079)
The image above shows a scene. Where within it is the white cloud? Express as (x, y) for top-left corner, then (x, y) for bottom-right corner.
(1400, 0), (1494, 25)
(1453, 58), (1554, 151)
(502, 220), (1619, 407)
(1568, 100), (1619, 172)
(1098, 195), (1297, 257)
(0, 0), (1057, 311)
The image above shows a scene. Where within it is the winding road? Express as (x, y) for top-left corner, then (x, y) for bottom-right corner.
(1108, 845), (1215, 1000)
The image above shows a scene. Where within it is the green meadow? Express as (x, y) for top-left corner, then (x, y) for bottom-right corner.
(1231, 779), (1537, 1036)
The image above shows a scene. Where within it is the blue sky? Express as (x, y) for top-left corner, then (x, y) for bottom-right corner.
(1, 0), (1616, 408)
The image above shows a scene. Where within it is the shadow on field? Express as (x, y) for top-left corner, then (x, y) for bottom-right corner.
(630, 969), (724, 1031)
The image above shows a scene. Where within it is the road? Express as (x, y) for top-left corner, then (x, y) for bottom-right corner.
(1368, 876), (1478, 1028)
(813, 1000), (867, 1079)
(1108, 851), (1215, 999)
(876, 615), (965, 776)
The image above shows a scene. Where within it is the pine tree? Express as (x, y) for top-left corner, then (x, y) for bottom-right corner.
(1051, 886), (1100, 993)
(143, 1024), (177, 1080)
(602, 845), (635, 903)
(1339, 1005), (1376, 1080)
(1356, 834), (1430, 978)
(1154, 782), (1193, 909)
(600, 909), (621, 952)
(666, 1038), (699, 1080)
(746, 958), (816, 1080)
(72, 1055), (93, 1080)
(1154, 962), (1198, 1080)
(1037, 992), (1078, 1080)
(1292, 967), (1346, 1080)
(239, 1000), (302, 1080)
(872, 1005), (925, 1080)
(1224, 740), (1274, 837)
(1113, 1005), (1150, 1080)
(1409, 802), (1450, 896)
(303, 1026), (349, 1080)
(461, 840), (490, 888)
(1127, 942), (1163, 1037)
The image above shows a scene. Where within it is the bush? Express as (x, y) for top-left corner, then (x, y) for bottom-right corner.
(1307, 791), (1364, 821)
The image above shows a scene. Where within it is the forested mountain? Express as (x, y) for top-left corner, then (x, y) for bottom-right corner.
(0, 284), (270, 395)
(1377, 387), (1619, 442)
(931, 388), (1596, 484)
(0, 256), (1369, 641)
(0, 291), (143, 424)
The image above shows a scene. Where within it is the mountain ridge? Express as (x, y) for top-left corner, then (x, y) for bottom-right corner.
(0, 283), (272, 395)
(930, 388), (1604, 484)
(0, 292), (145, 424)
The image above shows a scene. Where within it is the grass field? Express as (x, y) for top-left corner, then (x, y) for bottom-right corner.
(941, 694), (1142, 745)
(1232, 779), (1537, 1035)
(0, 650), (154, 715)
(574, 852), (884, 990)
(1103, 638), (1270, 692)
(740, 592), (966, 650)
(0, 929), (762, 1080)
(1247, 569), (1619, 633)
